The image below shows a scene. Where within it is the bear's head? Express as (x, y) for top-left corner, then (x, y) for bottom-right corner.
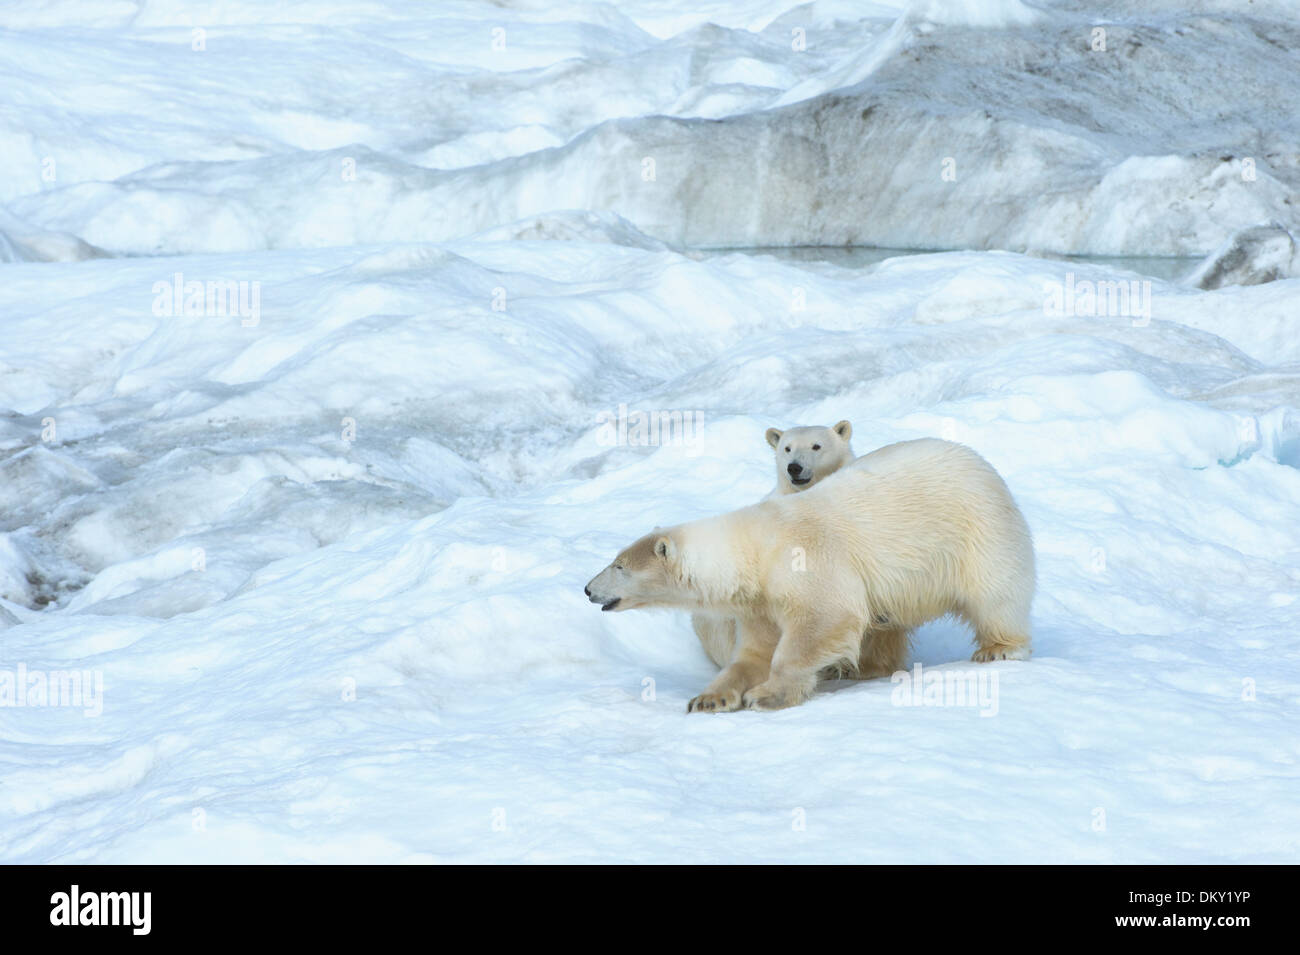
(585, 530), (682, 612)
(766, 420), (853, 493)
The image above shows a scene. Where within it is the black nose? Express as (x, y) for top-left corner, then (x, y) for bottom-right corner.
(584, 585), (591, 597)
(787, 462), (803, 476)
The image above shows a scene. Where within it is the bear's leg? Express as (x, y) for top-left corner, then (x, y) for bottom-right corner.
(969, 606), (1032, 662)
(963, 562), (1034, 662)
(818, 626), (909, 679)
(742, 615), (862, 710)
(688, 617), (778, 713)
(856, 626), (911, 678)
(690, 612), (737, 670)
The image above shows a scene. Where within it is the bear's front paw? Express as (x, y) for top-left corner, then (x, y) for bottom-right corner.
(687, 690), (742, 713)
(741, 680), (810, 711)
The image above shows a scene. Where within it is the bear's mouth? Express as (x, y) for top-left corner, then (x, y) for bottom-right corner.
(791, 475), (812, 486)
(600, 598), (621, 611)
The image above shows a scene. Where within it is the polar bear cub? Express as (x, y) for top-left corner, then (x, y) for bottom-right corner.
(692, 420), (855, 670)
(585, 439), (1035, 712)
(766, 420), (855, 496)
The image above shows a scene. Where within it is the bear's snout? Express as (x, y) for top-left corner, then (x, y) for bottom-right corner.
(787, 462), (804, 476)
(584, 574), (621, 611)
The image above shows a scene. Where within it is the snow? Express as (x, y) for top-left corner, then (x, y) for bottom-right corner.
(1, 0), (1298, 863)
(1186, 223), (1300, 290)
(7, 1), (1300, 256)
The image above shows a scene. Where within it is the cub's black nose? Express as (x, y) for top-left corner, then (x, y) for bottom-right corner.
(584, 585), (592, 597)
(787, 462), (803, 476)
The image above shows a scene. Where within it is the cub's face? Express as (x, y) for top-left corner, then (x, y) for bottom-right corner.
(585, 531), (679, 612)
(766, 420), (854, 493)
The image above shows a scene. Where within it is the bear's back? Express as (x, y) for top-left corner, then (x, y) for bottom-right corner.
(772, 438), (1023, 551)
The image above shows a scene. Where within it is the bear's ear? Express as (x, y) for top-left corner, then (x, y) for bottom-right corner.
(833, 420), (852, 441)
(654, 536), (677, 561)
(765, 427), (783, 449)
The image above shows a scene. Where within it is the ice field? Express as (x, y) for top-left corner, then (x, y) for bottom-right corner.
(0, 0), (1297, 862)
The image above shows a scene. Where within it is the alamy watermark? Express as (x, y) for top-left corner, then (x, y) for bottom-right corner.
(890, 662), (999, 717)
(595, 403), (704, 449)
(50, 885), (150, 935)
(1044, 272), (1151, 325)
(0, 663), (103, 717)
(152, 271), (261, 326)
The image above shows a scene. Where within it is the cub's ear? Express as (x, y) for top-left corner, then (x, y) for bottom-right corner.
(765, 427), (783, 449)
(833, 420), (852, 440)
(654, 536), (677, 560)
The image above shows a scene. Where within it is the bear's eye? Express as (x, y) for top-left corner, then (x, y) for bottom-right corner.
(614, 563), (623, 571)
(812, 444), (821, 451)
(784, 446), (790, 452)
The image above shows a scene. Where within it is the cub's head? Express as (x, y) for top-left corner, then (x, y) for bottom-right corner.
(585, 530), (681, 612)
(766, 420), (854, 493)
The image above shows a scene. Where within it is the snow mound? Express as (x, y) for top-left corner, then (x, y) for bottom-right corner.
(1186, 223), (1300, 290)
(0, 211), (107, 263)
(5, 6), (1300, 255)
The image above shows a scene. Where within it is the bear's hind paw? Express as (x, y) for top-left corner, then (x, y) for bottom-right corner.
(972, 644), (1030, 663)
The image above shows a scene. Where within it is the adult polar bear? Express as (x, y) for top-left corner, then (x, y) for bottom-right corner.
(691, 420), (855, 671)
(585, 438), (1035, 712)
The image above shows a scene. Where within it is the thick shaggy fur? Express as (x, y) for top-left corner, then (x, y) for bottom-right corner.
(586, 439), (1035, 711)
